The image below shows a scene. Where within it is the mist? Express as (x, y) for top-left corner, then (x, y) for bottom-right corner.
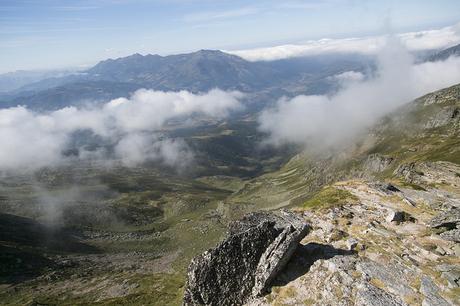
(258, 37), (460, 148)
(228, 23), (460, 61)
(0, 89), (243, 172)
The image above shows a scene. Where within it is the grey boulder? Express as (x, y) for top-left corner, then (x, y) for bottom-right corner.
(183, 210), (309, 306)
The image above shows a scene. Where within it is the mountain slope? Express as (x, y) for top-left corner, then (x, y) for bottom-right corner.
(245, 84), (460, 306)
(428, 43), (460, 61)
(185, 83), (460, 306)
(228, 83), (460, 213)
(2, 81), (143, 110)
(0, 69), (79, 93)
(87, 50), (280, 92)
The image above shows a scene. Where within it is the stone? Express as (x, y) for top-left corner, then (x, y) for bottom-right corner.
(436, 264), (456, 273)
(183, 210), (309, 306)
(439, 229), (460, 242)
(357, 260), (414, 296)
(356, 282), (408, 306)
(364, 154), (394, 173)
(326, 229), (347, 242)
(386, 184), (401, 192)
(428, 209), (460, 229)
(441, 270), (460, 288)
(420, 277), (451, 306)
(346, 238), (359, 251)
(454, 244), (460, 257)
(386, 210), (413, 223)
(394, 163), (419, 183)
(402, 196), (416, 206)
(435, 246), (447, 256)
(371, 182), (400, 194)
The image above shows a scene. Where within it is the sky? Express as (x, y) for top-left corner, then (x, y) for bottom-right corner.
(1, 0), (460, 73)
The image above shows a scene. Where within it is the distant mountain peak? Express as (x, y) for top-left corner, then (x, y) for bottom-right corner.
(194, 49), (228, 55)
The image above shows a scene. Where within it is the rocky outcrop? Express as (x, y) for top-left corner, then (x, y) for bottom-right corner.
(424, 106), (460, 129)
(429, 209), (460, 229)
(394, 161), (460, 189)
(429, 209), (460, 242)
(249, 178), (459, 306)
(420, 277), (451, 306)
(356, 282), (408, 306)
(439, 229), (460, 242)
(370, 182), (401, 194)
(183, 211), (309, 306)
(364, 154), (394, 173)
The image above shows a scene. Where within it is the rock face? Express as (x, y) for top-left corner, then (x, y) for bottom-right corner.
(394, 161), (460, 188)
(428, 209), (460, 229)
(356, 282), (408, 306)
(183, 210), (309, 306)
(429, 209), (460, 242)
(364, 154), (394, 173)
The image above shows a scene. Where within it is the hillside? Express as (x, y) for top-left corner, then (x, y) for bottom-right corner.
(1, 78), (458, 305)
(228, 83), (460, 212)
(182, 84), (460, 305)
(243, 86), (460, 302)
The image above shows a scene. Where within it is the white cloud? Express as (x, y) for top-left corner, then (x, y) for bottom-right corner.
(114, 133), (192, 168)
(226, 23), (460, 61)
(329, 71), (365, 83)
(258, 37), (460, 147)
(0, 89), (243, 172)
(0, 106), (68, 170)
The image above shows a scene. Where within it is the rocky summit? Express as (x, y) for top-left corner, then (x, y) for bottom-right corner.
(249, 164), (460, 305)
(183, 211), (309, 305)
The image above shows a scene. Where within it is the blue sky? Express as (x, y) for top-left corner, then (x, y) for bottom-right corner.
(1, 0), (460, 73)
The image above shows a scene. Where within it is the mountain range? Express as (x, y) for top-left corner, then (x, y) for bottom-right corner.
(3, 43), (460, 112)
(0, 50), (373, 110)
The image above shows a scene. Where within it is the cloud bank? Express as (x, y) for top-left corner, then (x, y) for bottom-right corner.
(258, 37), (460, 148)
(227, 23), (460, 61)
(0, 89), (243, 172)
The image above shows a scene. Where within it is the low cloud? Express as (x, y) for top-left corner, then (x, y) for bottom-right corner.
(114, 134), (192, 168)
(0, 89), (243, 172)
(258, 37), (460, 148)
(227, 23), (460, 61)
(329, 71), (365, 84)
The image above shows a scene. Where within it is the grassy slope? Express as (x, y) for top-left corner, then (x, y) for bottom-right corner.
(229, 83), (460, 211)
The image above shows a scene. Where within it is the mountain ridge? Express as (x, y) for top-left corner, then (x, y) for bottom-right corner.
(0, 50), (371, 110)
(428, 43), (460, 62)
